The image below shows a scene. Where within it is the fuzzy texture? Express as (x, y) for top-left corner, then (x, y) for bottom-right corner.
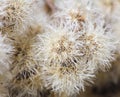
(33, 24), (96, 96)
(80, 21), (117, 71)
(0, 32), (13, 74)
(0, 0), (119, 97)
(0, 0), (35, 34)
(8, 33), (43, 97)
(93, 0), (120, 52)
(51, 0), (103, 33)
(33, 15), (117, 95)
(51, 0), (117, 71)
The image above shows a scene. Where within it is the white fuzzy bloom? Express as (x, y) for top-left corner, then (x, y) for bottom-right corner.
(51, 0), (104, 32)
(33, 24), (95, 96)
(80, 21), (117, 71)
(0, 0), (35, 34)
(33, 14), (117, 95)
(0, 33), (13, 74)
(0, 0), (117, 96)
(93, 0), (120, 53)
(51, 0), (117, 71)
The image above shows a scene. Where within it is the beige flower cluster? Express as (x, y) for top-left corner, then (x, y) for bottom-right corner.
(0, 0), (119, 97)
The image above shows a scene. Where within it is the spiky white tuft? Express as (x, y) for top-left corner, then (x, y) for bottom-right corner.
(0, 0), (35, 34)
(79, 21), (117, 71)
(33, 24), (95, 96)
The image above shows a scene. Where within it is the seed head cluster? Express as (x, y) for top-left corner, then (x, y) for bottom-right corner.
(0, 0), (119, 97)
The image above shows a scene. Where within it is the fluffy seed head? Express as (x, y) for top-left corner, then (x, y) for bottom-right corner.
(0, 0), (35, 34)
(33, 14), (117, 94)
(9, 34), (43, 97)
(33, 24), (95, 96)
(51, 0), (103, 33)
(79, 21), (117, 71)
